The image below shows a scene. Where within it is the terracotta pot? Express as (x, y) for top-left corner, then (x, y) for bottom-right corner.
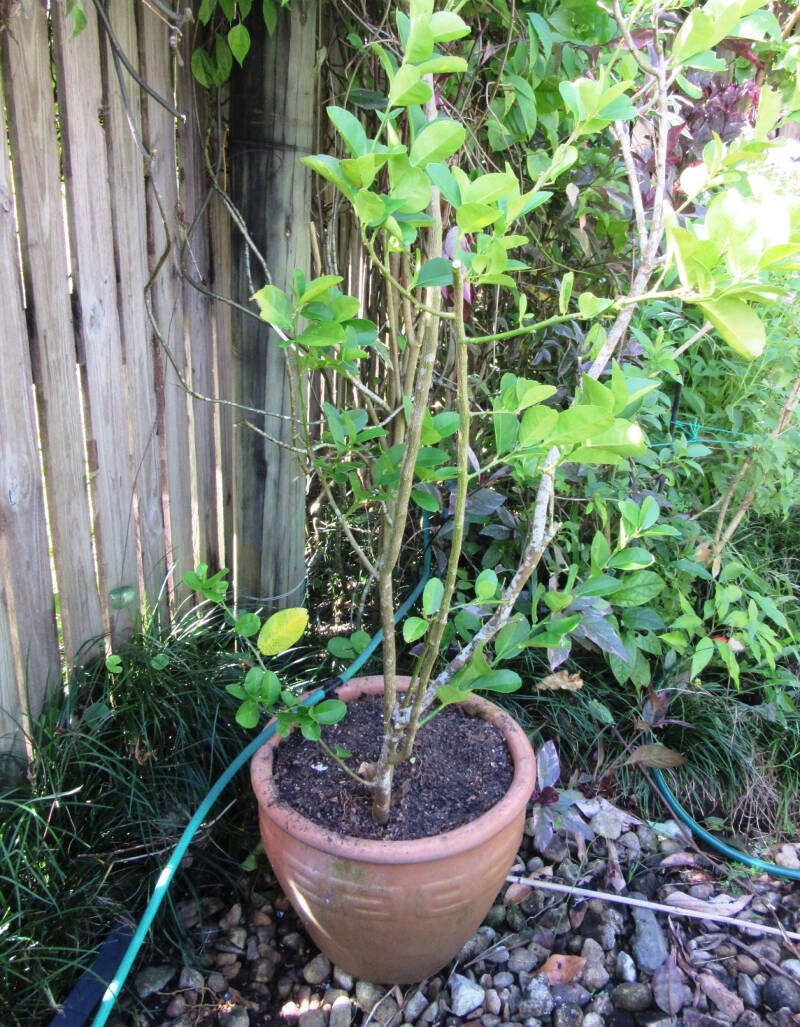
(250, 675), (536, 984)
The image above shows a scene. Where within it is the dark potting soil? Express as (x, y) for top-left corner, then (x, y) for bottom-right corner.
(272, 695), (515, 841)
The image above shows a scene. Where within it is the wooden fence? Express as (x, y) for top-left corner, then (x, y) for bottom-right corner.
(0, 1), (314, 755)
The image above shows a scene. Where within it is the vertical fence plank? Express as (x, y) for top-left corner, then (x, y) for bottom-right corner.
(138, 3), (195, 604)
(176, 57), (221, 571)
(53, 3), (138, 641)
(210, 187), (234, 573)
(0, 67), (59, 750)
(101, 0), (168, 610)
(230, 1), (316, 606)
(2, 4), (103, 665)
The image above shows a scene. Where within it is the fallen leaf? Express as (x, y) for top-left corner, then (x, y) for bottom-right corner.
(504, 882), (533, 906)
(665, 891), (753, 917)
(538, 954), (586, 985)
(569, 901), (586, 930)
(660, 852), (699, 868)
(698, 972), (744, 1020)
(536, 671), (584, 691)
(625, 744), (686, 769)
(604, 839), (626, 894)
(652, 955), (689, 1015)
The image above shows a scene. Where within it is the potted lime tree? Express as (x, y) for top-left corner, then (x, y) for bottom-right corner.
(228, 0), (652, 982)
(191, 0), (794, 985)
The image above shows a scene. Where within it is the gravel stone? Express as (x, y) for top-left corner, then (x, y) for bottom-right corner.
(552, 983), (592, 1008)
(206, 970), (227, 992)
(494, 972), (515, 988)
(781, 961), (800, 984)
(735, 1012), (763, 1027)
(763, 976), (800, 1013)
(630, 902), (668, 971)
(507, 946), (539, 974)
(403, 989), (428, 1022)
(297, 1010), (327, 1027)
(303, 954), (332, 985)
(219, 1009), (250, 1027)
(450, 974), (486, 1017)
(355, 981), (386, 1009)
(583, 1014), (605, 1027)
(328, 995), (354, 1027)
(611, 982), (653, 1012)
(616, 952), (637, 983)
(581, 962), (611, 990)
(485, 989), (502, 1015)
(134, 964), (175, 999)
(461, 926), (499, 962)
(553, 1005), (584, 1027)
(522, 975), (555, 1018)
(333, 966), (354, 990)
(178, 966), (204, 991)
(581, 938), (606, 966)
(738, 974), (762, 1009)
(485, 946), (510, 964)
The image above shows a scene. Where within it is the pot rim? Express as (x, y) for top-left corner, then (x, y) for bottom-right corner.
(250, 674), (536, 865)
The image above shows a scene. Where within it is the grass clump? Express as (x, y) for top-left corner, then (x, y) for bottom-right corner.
(0, 603), (322, 1027)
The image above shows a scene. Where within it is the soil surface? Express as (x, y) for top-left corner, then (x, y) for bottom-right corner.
(273, 696), (514, 841)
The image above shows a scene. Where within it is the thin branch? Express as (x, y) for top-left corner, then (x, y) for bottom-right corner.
(505, 874), (800, 943)
(612, 121), (647, 253)
(673, 321), (712, 359)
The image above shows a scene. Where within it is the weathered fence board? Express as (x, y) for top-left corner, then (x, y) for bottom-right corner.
(102, 0), (168, 608)
(0, 78), (59, 751)
(177, 57), (221, 573)
(230, 0), (316, 606)
(139, 2), (195, 607)
(53, 2), (139, 641)
(2, 3), (104, 665)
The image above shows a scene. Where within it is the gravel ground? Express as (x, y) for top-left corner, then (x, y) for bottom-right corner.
(117, 804), (800, 1027)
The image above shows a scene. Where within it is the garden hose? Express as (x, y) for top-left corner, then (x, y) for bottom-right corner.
(83, 520), (432, 1027)
(650, 766), (800, 882)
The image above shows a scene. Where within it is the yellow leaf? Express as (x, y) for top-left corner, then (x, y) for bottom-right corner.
(257, 608), (309, 656)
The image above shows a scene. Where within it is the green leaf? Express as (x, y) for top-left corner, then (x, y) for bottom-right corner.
(581, 377), (614, 411)
(461, 171), (518, 206)
(191, 49), (215, 88)
(436, 684), (470, 707)
(608, 547), (654, 571)
(559, 272), (574, 315)
(328, 636), (356, 660)
(412, 488), (440, 512)
(310, 699), (347, 724)
(456, 202), (503, 233)
(109, 585), (137, 610)
(416, 257), (454, 288)
(300, 719), (322, 742)
(611, 570), (666, 607)
(550, 406), (615, 446)
(475, 568), (498, 599)
(301, 154), (356, 199)
(519, 405), (558, 447)
(235, 612), (261, 637)
(236, 699), (260, 729)
(226, 683), (246, 700)
(494, 617), (531, 661)
(388, 64), (433, 108)
(588, 536), (610, 580)
(354, 188), (386, 226)
(388, 155), (432, 213)
(228, 22), (251, 65)
(213, 33), (233, 84)
(262, 0), (277, 34)
(260, 671), (281, 707)
(252, 284), (293, 332)
(470, 670), (522, 693)
(105, 654), (122, 675)
(578, 292), (614, 317)
(429, 10), (469, 41)
(150, 653), (170, 671)
(297, 274), (343, 306)
(422, 577), (445, 616)
(696, 298), (765, 359)
(587, 698), (615, 725)
(327, 106), (368, 157)
(409, 119), (466, 168)
(257, 608), (309, 655)
(244, 667), (265, 696)
(403, 616), (428, 643)
(199, 0), (217, 25)
(690, 636), (715, 678)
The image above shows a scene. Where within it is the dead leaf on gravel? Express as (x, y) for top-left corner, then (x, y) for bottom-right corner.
(660, 852), (699, 868)
(698, 972), (744, 1020)
(605, 839), (626, 894)
(652, 955), (689, 1015)
(665, 891), (753, 917)
(538, 954), (586, 985)
(504, 882), (533, 906)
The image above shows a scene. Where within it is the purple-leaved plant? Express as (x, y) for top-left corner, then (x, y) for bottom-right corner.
(529, 740), (594, 854)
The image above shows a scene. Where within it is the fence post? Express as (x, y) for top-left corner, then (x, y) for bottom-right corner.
(229, 0), (317, 608)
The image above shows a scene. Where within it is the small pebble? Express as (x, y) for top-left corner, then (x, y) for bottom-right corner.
(450, 974), (486, 1017)
(611, 982), (653, 1012)
(303, 954), (332, 986)
(616, 952), (637, 983)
